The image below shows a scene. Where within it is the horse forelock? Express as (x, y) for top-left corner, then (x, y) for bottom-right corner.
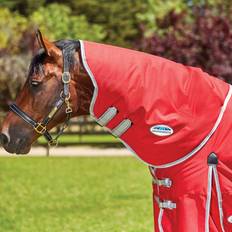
(28, 40), (80, 78)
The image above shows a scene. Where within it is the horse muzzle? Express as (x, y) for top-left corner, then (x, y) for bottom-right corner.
(0, 132), (31, 154)
(0, 133), (9, 146)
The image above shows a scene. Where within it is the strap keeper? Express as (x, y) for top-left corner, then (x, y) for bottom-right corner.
(62, 72), (71, 84)
(153, 178), (172, 188)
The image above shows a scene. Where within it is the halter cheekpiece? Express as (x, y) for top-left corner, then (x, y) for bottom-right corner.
(9, 46), (76, 146)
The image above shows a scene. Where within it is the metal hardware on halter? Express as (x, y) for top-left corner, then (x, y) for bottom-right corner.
(34, 123), (47, 134)
(62, 72), (71, 84)
(65, 96), (72, 114)
(9, 45), (75, 146)
(48, 139), (58, 146)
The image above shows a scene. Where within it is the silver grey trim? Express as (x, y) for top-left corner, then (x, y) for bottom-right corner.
(205, 166), (213, 232)
(111, 119), (132, 137)
(97, 107), (118, 126)
(153, 178), (172, 188)
(158, 208), (164, 232)
(213, 166), (225, 232)
(79, 40), (98, 120)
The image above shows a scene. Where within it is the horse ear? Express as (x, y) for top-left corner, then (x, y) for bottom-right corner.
(35, 29), (61, 61)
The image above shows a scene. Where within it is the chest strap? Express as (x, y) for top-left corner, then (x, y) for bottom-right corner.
(155, 197), (176, 209)
(97, 106), (133, 137)
(159, 200), (176, 209)
(97, 107), (118, 126)
(153, 178), (172, 188)
(111, 119), (132, 137)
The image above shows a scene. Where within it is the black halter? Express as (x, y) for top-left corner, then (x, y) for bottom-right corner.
(9, 49), (74, 146)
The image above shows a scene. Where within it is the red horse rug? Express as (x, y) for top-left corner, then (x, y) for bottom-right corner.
(79, 40), (232, 231)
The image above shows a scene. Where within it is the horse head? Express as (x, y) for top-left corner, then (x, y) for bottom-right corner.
(0, 30), (93, 154)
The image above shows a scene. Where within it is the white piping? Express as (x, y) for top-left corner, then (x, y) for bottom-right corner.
(158, 208), (164, 232)
(205, 166), (213, 232)
(213, 166), (225, 232)
(79, 40), (98, 119)
(79, 40), (232, 169)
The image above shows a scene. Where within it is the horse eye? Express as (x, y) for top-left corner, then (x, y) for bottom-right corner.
(31, 81), (40, 87)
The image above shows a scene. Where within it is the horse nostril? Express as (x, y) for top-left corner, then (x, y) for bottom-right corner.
(0, 133), (9, 145)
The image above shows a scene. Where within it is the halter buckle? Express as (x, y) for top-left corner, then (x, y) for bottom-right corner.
(34, 123), (47, 134)
(62, 72), (71, 84)
(48, 139), (58, 146)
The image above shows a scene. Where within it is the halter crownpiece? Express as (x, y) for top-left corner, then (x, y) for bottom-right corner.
(9, 45), (75, 146)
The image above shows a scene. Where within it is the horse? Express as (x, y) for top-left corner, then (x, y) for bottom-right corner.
(1, 30), (232, 232)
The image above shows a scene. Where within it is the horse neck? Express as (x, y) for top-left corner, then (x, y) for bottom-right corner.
(73, 50), (94, 116)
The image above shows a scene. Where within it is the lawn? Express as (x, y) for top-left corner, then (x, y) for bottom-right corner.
(0, 157), (153, 232)
(38, 134), (120, 145)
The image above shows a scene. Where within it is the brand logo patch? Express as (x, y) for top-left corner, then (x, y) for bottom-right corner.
(150, 124), (173, 136)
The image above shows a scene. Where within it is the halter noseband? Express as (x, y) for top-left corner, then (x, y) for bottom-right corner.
(9, 49), (74, 146)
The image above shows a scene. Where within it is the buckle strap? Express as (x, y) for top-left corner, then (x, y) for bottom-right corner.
(112, 119), (132, 137)
(97, 107), (118, 126)
(153, 178), (172, 188)
(158, 200), (176, 209)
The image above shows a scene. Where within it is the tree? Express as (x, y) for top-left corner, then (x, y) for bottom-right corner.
(137, 7), (232, 84)
(0, 7), (28, 54)
(29, 3), (106, 42)
(57, 0), (147, 47)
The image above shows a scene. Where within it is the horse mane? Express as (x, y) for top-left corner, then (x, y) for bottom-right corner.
(29, 39), (80, 77)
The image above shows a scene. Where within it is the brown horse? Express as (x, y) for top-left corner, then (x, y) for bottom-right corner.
(0, 31), (94, 154)
(1, 30), (232, 231)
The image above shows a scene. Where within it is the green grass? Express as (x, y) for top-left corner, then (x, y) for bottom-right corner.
(0, 157), (153, 232)
(38, 134), (119, 145)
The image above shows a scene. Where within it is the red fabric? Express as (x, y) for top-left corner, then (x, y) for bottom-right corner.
(82, 40), (228, 166)
(81, 41), (232, 231)
(152, 96), (232, 231)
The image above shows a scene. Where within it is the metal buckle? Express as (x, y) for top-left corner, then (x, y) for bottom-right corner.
(153, 178), (172, 188)
(62, 72), (71, 84)
(60, 91), (70, 100)
(34, 123), (47, 134)
(158, 200), (176, 209)
(48, 139), (58, 146)
(66, 107), (72, 114)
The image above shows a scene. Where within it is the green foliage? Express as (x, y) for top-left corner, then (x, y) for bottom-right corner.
(30, 4), (106, 42)
(67, 0), (147, 47)
(0, 0), (46, 15)
(137, 0), (188, 36)
(0, 7), (28, 52)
